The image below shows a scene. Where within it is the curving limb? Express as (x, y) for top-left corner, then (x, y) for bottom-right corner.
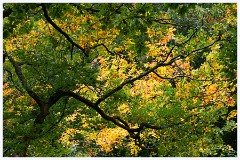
(41, 3), (88, 57)
(6, 54), (44, 107)
(3, 30), (223, 141)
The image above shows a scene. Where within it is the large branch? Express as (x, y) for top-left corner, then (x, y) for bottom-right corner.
(9, 33), (220, 131)
(58, 90), (131, 131)
(6, 54), (43, 107)
(41, 3), (88, 57)
(55, 90), (187, 134)
(4, 53), (137, 131)
(91, 32), (222, 132)
(38, 33), (222, 126)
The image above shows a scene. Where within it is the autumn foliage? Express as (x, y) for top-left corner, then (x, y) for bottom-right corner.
(3, 3), (237, 157)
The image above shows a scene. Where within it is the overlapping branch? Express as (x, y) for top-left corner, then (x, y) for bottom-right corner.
(4, 19), (223, 141)
(91, 32), (222, 134)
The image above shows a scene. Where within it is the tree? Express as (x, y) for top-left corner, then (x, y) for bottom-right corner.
(3, 3), (237, 157)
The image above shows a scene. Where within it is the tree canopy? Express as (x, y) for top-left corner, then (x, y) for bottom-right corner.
(3, 3), (237, 157)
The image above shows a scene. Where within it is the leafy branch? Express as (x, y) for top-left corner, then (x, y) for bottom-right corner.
(4, 29), (223, 140)
(41, 3), (88, 57)
(94, 29), (199, 106)
(37, 97), (68, 138)
(5, 53), (44, 107)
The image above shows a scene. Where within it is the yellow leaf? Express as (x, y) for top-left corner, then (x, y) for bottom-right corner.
(227, 110), (237, 120)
